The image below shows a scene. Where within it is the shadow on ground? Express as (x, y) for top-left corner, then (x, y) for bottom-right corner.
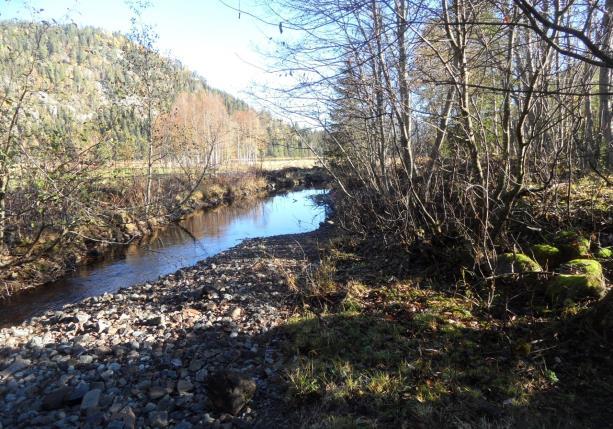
(1, 225), (612, 428)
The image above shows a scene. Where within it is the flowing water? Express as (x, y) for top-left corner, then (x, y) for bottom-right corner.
(0, 189), (327, 327)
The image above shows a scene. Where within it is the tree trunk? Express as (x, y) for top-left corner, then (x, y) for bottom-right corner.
(396, 0), (415, 178)
(145, 105), (153, 218)
(601, 0), (613, 167)
(0, 172), (7, 252)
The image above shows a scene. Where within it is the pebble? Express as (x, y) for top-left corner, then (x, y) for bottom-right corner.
(0, 234), (309, 428)
(149, 386), (167, 400)
(79, 354), (94, 364)
(149, 410), (168, 428)
(80, 389), (102, 411)
(188, 359), (204, 372)
(177, 379), (193, 395)
(230, 307), (242, 319)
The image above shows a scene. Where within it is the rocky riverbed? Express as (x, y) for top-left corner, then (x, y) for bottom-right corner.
(0, 226), (330, 428)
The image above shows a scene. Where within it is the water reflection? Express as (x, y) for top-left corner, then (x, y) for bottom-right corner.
(0, 189), (326, 327)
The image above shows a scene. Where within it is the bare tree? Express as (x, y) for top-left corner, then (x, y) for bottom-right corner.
(120, 0), (179, 218)
(247, 0), (610, 263)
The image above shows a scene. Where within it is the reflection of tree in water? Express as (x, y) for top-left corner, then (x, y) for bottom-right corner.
(179, 199), (268, 240)
(125, 198), (269, 257)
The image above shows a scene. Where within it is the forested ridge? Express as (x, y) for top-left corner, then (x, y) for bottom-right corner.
(0, 21), (318, 161)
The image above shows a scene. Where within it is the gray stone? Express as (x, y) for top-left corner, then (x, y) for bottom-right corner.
(95, 319), (110, 333)
(65, 382), (90, 406)
(177, 379), (193, 395)
(80, 389), (102, 411)
(188, 359), (204, 372)
(79, 355), (94, 364)
(144, 402), (157, 412)
(149, 386), (167, 400)
(27, 336), (45, 348)
(108, 362), (121, 371)
(205, 371), (256, 415)
(76, 313), (91, 324)
(157, 395), (176, 412)
(0, 357), (30, 379)
(195, 368), (208, 382)
(148, 410), (168, 428)
(110, 405), (136, 429)
(42, 386), (70, 410)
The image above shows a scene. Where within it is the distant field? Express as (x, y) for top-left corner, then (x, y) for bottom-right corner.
(8, 158), (321, 187)
(247, 157), (319, 170)
(103, 157), (319, 177)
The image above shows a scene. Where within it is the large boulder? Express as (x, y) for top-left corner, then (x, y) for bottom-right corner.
(585, 290), (613, 341)
(495, 253), (542, 274)
(596, 246), (612, 259)
(204, 370), (256, 415)
(530, 244), (562, 269)
(546, 259), (606, 304)
(553, 231), (590, 261)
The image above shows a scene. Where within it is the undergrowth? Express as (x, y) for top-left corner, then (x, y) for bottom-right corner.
(281, 234), (613, 428)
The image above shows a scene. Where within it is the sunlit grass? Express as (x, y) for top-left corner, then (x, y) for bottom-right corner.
(281, 277), (583, 428)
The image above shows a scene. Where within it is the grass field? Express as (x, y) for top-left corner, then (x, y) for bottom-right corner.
(98, 157), (320, 178)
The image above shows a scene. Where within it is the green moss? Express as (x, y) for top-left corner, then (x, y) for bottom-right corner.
(596, 247), (613, 259)
(546, 260), (606, 305)
(562, 259), (604, 278)
(495, 253), (542, 274)
(553, 231), (590, 261)
(531, 244), (562, 268)
(546, 275), (604, 304)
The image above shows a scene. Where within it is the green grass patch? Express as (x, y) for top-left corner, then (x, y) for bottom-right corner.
(282, 282), (571, 427)
(280, 223), (613, 428)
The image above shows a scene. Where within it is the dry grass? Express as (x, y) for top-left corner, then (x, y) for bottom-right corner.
(215, 157), (318, 172)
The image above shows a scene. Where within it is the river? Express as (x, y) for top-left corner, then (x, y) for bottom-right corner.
(0, 188), (327, 327)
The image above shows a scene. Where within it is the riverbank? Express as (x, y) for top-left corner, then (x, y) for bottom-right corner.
(0, 167), (329, 300)
(1, 218), (612, 428)
(0, 224), (333, 428)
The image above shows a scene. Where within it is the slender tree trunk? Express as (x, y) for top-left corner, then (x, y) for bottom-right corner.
(496, 14), (516, 199)
(600, 0), (613, 167)
(0, 172), (7, 251)
(425, 87), (455, 195)
(396, 0), (415, 177)
(145, 104), (153, 218)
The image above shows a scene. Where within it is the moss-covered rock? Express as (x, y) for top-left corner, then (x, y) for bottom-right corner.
(546, 275), (604, 304)
(495, 253), (542, 274)
(553, 231), (590, 261)
(546, 259), (606, 305)
(561, 259), (604, 278)
(596, 247), (613, 259)
(586, 290), (613, 339)
(530, 244), (562, 269)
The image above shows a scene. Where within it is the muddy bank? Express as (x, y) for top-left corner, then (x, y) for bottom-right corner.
(0, 167), (330, 300)
(0, 223), (331, 428)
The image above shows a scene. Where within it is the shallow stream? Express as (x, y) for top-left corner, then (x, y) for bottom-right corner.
(0, 189), (326, 327)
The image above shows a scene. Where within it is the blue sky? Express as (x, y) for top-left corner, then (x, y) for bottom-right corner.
(1, 0), (279, 99)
